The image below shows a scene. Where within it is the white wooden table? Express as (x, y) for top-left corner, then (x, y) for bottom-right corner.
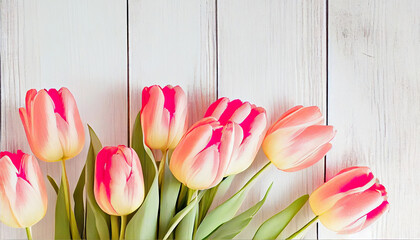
(1, 0), (419, 239)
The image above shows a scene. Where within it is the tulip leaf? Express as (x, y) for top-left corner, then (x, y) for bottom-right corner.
(206, 183), (273, 240)
(47, 175), (59, 195)
(253, 194), (309, 240)
(125, 112), (159, 240)
(73, 166), (86, 237)
(55, 178), (71, 240)
(86, 125), (111, 240)
(162, 191), (205, 240)
(195, 162), (272, 240)
(198, 175), (235, 224)
(86, 201), (101, 240)
(158, 151), (181, 239)
(175, 199), (198, 240)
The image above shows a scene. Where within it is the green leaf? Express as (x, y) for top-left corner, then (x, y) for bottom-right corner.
(73, 166), (86, 237)
(175, 199), (198, 240)
(195, 162), (272, 240)
(253, 194), (309, 240)
(206, 183), (273, 240)
(55, 179), (71, 240)
(47, 175), (59, 195)
(162, 191), (205, 240)
(158, 151), (181, 239)
(198, 175), (234, 224)
(86, 201), (101, 240)
(86, 125), (111, 240)
(125, 112), (159, 240)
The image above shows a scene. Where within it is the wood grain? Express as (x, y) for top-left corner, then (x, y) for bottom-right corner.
(323, 0), (420, 238)
(0, 0), (127, 239)
(216, 0), (326, 238)
(128, 0), (217, 132)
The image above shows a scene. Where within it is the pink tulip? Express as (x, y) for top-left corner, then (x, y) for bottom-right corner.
(262, 105), (335, 172)
(0, 151), (48, 228)
(169, 117), (238, 190)
(19, 88), (85, 162)
(204, 98), (267, 175)
(141, 85), (188, 150)
(309, 166), (389, 234)
(94, 145), (145, 216)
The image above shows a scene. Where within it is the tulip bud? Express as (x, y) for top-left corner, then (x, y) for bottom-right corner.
(204, 98), (267, 175)
(309, 166), (389, 234)
(262, 105), (335, 172)
(169, 117), (238, 190)
(94, 145), (145, 216)
(19, 88), (85, 162)
(0, 151), (48, 228)
(141, 85), (188, 151)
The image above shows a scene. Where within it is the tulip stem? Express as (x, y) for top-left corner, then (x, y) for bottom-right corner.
(119, 215), (127, 240)
(61, 160), (81, 240)
(158, 150), (168, 186)
(25, 227), (32, 240)
(111, 215), (119, 240)
(286, 215), (319, 239)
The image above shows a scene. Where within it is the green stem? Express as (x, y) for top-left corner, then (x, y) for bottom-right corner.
(111, 215), (119, 240)
(158, 150), (168, 186)
(286, 216), (319, 240)
(243, 161), (272, 190)
(61, 160), (81, 240)
(119, 215), (127, 240)
(25, 227), (32, 240)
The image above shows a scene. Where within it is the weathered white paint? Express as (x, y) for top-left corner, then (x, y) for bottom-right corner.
(1, 0), (419, 239)
(322, 0), (420, 238)
(0, 0), (127, 239)
(215, 0), (326, 238)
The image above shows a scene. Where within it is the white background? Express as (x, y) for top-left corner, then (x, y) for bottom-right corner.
(1, 0), (419, 239)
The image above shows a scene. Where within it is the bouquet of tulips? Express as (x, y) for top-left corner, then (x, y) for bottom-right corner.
(0, 85), (389, 240)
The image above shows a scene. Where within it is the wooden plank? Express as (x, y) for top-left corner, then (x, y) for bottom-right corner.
(216, 0), (327, 238)
(128, 0), (217, 135)
(0, 0), (127, 239)
(324, 0), (420, 238)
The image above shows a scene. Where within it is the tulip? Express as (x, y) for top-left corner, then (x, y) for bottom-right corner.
(309, 166), (389, 234)
(204, 97), (267, 175)
(94, 145), (145, 216)
(19, 88), (85, 162)
(141, 85), (188, 151)
(0, 150), (47, 228)
(169, 117), (238, 190)
(262, 105), (335, 172)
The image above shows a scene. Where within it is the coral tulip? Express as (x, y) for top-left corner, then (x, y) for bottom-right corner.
(204, 98), (267, 175)
(262, 105), (335, 172)
(0, 151), (48, 228)
(19, 88), (85, 162)
(141, 85), (188, 151)
(309, 166), (389, 234)
(169, 117), (238, 190)
(94, 145), (145, 216)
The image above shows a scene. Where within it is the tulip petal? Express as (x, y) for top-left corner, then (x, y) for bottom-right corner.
(30, 90), (64, 162)
(141, 86), (170, 150)
(282, 143), (332, 172)
(309, 167), (376, 215)
(58, 88), (85, 159)
(269, 106), (323, 134)
(186, 145), (220, 189)
(204, 97), (229, 119)
(167, 86), (188, 149)
(170, 123), (214, 185)
(0, 156), (21, 228)
(319, 190), (385, 233)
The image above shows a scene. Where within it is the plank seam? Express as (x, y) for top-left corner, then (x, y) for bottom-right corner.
(126, 0), (131, 146)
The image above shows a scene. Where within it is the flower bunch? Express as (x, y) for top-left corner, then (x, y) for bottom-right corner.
(0, 85), (389, 240)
